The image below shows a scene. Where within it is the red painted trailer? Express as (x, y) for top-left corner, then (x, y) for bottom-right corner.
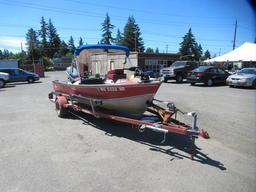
(48, 91), (209, 159)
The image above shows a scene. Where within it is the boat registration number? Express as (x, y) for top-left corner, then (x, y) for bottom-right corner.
(98, 87), (126, 92)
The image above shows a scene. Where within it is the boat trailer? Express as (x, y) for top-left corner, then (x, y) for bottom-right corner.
(48, 91), (209, 159)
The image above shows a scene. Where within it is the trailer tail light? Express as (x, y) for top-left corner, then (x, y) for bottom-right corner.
(196, 72), (204, 77)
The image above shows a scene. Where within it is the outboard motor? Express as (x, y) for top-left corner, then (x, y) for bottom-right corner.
(66, 66), (79, 83)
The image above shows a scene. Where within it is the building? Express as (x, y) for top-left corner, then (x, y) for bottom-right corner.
(0, 60), (18, 68)
(138, 52), (180, 77)
(53, 57), (72, 70)
(78, 52), (180, 77)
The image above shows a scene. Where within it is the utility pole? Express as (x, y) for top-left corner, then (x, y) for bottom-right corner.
(233, 19), (237, 50)
(20, 42), (23, 52)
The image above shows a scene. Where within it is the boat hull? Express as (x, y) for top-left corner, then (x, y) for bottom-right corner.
(52, 80), (161, 118)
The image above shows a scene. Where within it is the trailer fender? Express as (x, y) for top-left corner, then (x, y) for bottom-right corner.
(56, 95), (68, 106)
(55, 95), (68, 118)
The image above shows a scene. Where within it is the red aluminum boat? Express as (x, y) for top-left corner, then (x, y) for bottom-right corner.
(52, 44), (161, 118)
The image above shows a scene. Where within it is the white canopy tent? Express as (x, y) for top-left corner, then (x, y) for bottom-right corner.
(205, 42), (256, 62)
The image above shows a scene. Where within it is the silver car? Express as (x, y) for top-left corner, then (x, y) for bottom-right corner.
(226, 68), (256, 88)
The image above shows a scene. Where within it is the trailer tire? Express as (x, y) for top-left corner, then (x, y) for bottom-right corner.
(55, 97), (68, 118)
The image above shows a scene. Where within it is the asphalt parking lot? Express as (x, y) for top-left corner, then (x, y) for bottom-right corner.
(0, 71), (255, 192)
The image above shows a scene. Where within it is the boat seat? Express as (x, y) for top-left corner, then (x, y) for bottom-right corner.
(107, 69), (127, 81)
(80, 77), (104, 84)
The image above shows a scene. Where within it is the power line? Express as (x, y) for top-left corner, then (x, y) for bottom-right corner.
(64, 0), (234, 20)
(0, 0), (245, 29)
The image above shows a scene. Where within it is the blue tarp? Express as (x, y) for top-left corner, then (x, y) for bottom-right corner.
(75, 44), (130, 57)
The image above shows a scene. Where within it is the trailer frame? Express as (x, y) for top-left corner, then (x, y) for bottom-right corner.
(48, 91), (209, 159)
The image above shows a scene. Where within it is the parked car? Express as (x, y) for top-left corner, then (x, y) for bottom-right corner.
(187, 66), (230, 86)
(226, 68), (256, 88)
(0, 68), (39, 83)
(0, 72), (10, 88)
(160, 61), (199, 83)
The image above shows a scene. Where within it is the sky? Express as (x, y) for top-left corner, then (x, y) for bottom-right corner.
(0, 0), (255, 57)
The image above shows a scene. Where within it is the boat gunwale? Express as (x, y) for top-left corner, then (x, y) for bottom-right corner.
(52, 80), (162, 88)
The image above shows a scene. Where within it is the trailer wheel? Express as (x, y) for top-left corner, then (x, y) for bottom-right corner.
(55, 97), (67, 118)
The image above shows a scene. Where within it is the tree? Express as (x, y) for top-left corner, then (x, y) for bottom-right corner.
(48, 19), (61, 58)
(3, 49), (9, 59)
(58, 40), (70, 56)
(39, 16), (48, 56)
(79, 37), (84, 46)
(26, 28), (40, 61)
(179, 28), (202, 60)
(68, 36), (75, 53)
(122, 16), (144, 52)
(155, 48), (159, 53)
(145, 47), (154, 53)
(0, 50), (3, 59)
(101, 13), (115, 44)
(115, 28), (123, 45)
(204, 50), (211, 59)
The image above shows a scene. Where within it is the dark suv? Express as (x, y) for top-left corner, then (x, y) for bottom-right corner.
(160, 61), (199, 83)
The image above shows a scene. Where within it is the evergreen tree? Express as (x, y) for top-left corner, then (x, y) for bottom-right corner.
(179, 28), (202, 60)
(0, 50), (3, 59)
(3, 49), (9, 59)
(145, 47), (154, 53)
(79, 37), (84, 46)
(198, 44), (203, 56)
(58, 40), (69, 56)
(48, 19), (61, 58)
(155, 48), (159, 53)
(26, 28), (40, 61)
(122, 16), (144, 52)
(101, 13), (115, 44)
(204, 50), (211, 59)
(68, 36), (75, 53)
(115, 28), (123, 45)
(39, 16), (48, 56)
